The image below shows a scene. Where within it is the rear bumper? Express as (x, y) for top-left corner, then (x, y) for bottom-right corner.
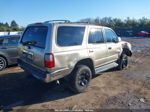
(18, 59), (71, 83)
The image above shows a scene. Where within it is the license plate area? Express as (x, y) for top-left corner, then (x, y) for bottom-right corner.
(22, 50), (34, 63)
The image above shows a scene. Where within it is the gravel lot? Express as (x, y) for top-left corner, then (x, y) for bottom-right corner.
(0, 38), (150, 111)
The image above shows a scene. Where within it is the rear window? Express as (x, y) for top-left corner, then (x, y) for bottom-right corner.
(57, 26), (85, 46)
(21, 26), (48, 48)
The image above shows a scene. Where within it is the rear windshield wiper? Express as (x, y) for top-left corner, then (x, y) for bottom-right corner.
(22, 41), (37, 46)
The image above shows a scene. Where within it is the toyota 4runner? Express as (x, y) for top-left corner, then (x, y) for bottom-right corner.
(18, 20), (132, 93)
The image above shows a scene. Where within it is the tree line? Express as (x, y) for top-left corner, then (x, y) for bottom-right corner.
(0, 20), (23, 32)
(1, 17), (150, 31)
(80, 17), (150, 29)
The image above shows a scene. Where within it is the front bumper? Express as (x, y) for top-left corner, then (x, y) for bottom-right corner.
(18, 59), (71, 83)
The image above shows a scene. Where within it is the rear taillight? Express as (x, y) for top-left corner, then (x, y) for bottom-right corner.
(44, 53), (55, 68)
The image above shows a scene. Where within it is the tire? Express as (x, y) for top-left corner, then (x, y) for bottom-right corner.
(117, 52), (128, 70)
(0, 56), (7, 71)
(69, 65), (92, 93)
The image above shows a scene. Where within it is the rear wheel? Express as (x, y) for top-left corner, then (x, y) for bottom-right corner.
(69, 65), (92, 93)
(117, 53), (128, 70)
(0, 56), (7, 71)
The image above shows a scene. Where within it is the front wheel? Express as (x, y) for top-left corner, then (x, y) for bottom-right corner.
(117, 53), (128, 70)
(69, 65), (92, 93)
(0, 56), (7, 71)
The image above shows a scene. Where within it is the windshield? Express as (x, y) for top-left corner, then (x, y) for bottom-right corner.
(21, 26), (48, 48)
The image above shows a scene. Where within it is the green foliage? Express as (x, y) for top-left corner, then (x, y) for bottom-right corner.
(79, 17), (150, 29)
(1, 17), (150, 32)
(0, 20), (23, 32)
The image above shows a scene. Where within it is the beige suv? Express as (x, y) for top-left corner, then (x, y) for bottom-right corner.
(18, 20), (132, 93)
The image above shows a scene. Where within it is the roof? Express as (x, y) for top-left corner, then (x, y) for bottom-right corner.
(27, 20), (111, 30)
(0, 35), (20, 39)
(28, 22), (111, 29)
(44, 20), (100, 26)
(29, 20), (107, 27)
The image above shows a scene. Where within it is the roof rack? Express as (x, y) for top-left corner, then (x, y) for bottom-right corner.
(73, 21), (90, 24)
(44, 20), (71, 23)
(44, 20), (97, 25)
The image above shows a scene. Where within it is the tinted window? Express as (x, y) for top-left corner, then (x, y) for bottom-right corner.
(22, 26), (48, 48)
(7, 37), (19, 45)
(0, 39), (4, 45)
(105, 29), (118, 43)
(88, 28), (104, 44)
(57, 26), (85, 46)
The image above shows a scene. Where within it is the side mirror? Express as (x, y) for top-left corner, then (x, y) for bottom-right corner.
(118, 37), (121, 42)
(112, 37), (121, 43)
(112, 37), (120, 43)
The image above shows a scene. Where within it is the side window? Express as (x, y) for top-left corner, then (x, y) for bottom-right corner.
(88, 28), (104, 44)
(0, 39), (4, 45)
(8, 37), (19, 45)
(57, 26), (85, 46)
(105, 29), (118, 43)
(4, 37), (19, 46)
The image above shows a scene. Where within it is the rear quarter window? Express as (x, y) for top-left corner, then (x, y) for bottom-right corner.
(57, 26), (85, 47)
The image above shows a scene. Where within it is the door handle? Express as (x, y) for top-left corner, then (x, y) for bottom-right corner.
(1, 47), (7, 49)
(89, 50), (94, 53)
(108, 47), (112, 50)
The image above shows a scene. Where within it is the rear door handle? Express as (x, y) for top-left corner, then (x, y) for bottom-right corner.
(1, 47), (7, 49)
(89, 50), (94, 53)
(108, 47), (112, 50)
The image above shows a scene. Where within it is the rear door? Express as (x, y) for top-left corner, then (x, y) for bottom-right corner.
(104, 28), (122, 62)
(19, 25), (50, 71)
(0, 38), (5, 54)
(87, 28), (108, 67)
(0, 38), (4, 48)
(2, 37), (19, 63)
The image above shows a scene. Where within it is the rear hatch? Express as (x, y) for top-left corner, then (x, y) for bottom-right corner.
(18, 24), (52, 71)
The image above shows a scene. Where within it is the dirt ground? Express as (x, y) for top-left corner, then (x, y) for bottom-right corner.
(0, 38), (150, 111)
